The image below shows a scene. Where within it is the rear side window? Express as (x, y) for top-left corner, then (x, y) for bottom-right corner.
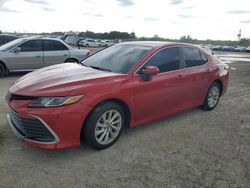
(44, 40), (68, 51)
(19, 40), (43, 52)
(139, 47), (180, 73)
(182, 47), (207, 68)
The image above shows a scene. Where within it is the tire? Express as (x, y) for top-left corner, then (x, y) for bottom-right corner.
(86, 44), (89, 47)
(0, 63), (5, 78)
(84, 102), (125, 150)
(201, 82), (221, 111)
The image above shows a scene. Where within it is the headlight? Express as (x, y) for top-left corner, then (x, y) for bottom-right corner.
(29, 95), (84, 107)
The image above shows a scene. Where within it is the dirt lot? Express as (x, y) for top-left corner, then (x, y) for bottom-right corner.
(0, 62), (250, 187)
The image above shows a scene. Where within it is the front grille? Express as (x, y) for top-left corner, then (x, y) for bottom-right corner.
(8, 108), (55, 143)
(6, 92), (36, 102)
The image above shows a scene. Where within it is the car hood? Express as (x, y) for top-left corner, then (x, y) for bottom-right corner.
(9, 63), (121, 96)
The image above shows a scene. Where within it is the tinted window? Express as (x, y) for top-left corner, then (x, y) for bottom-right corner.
(19, 40), (42, 52)
(44, 40), (68, 51)
(82, 44), (151, 74)
(0, 35), (18, 45)
(182, 47), (207, 68)
(139, 47), (180, 73)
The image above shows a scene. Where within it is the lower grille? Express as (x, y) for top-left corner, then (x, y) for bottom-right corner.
(8, 108), (56, 143)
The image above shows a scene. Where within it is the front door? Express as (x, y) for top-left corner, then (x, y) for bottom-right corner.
(8, 39), (43, 70)
(132, 47), (188, 123)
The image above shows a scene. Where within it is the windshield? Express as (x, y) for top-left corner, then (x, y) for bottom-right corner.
(0, 38), (26, 52)
(82, 44), (152, 74)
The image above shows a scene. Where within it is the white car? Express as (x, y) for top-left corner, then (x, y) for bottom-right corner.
(0, 37), (90, 77)
(79, 39), (102, 48)
(101, 40), (115, 47)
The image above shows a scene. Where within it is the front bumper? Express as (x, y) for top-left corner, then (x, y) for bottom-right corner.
(6, 101), (92, 149)
(6, 108), (60, 144)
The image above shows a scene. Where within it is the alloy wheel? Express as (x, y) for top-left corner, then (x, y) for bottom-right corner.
(208, 86), (220, 108)
(94, 109), (122, 145)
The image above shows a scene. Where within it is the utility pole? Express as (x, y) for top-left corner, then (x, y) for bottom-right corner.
(237, 29), (242, 41)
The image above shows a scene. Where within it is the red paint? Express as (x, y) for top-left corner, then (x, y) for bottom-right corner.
(6, 42), (229, 149)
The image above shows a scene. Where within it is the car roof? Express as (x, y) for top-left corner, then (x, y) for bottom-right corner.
(0, 34), (18, 38)
(120, 41), (198, 48)
(20, 36), (63, 41)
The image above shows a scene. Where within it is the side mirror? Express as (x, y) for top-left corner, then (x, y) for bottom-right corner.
(13, 47), (21, 54)
(142, 66), (159, 81)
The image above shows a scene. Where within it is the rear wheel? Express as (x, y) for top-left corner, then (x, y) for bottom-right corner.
(0, 64), (5, 78)
(84, 102), (125, 150)
(201, 82), (221, 111)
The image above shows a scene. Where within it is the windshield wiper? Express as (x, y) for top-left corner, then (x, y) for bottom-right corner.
(88, 65), (112, 72)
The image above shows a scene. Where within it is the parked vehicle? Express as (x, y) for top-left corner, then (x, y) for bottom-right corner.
(5, 41), (229, 150)
(79, 39), (102, 47)
(0, 34), (19, 46)
(245, 46), (250, 53)
(234, 46), (246, 52)
(62, 32), (85, 47)
(101, 39), (115, 47)
(0, 37), (90, 77)
(212, 45), (223, 51)
(222, 46), (235, 52)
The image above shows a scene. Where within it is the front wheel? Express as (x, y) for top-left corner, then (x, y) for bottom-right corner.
(201, 82), (221, 111)
(84, 102), (125, 150)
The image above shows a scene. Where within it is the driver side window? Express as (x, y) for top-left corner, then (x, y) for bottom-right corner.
(138, 47), (181, 74)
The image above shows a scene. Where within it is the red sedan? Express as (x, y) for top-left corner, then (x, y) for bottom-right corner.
(5, 42), (229, 150)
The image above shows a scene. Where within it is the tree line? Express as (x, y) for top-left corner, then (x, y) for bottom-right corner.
(2, 29), (250, 46)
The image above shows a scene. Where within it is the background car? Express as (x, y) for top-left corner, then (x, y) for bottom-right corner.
(79, 39), (102, 47)
(245, 46), (250, 53)
(211, 45), (223, 51)
(0, 34), (19, 46)
(6, 42), (229, 150)
(234, 46), (246, 52)
(222, 46), (235, 52)
(0, 37), (90, 77)
(101, 39), (115, 47)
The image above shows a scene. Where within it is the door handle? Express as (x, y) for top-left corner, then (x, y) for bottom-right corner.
(36, 55), (41, 58)
(206, 69), (212, 73)
(177, 75), (186, 78)
(63, 54), (68, 57)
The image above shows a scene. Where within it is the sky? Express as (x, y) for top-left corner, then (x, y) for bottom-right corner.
(0, 0), (250, 40)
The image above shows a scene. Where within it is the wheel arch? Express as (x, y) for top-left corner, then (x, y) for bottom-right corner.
(80, 98), (132, 141)
(213, 79), (223, 96)
(64, 58), (79, 63)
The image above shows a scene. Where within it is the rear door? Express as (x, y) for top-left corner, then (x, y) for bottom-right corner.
(8, 39), (43, 70)
(43, 40), (70, 66)
(179, 47), (211, 106)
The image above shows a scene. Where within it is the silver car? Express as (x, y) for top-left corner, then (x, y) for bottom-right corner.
(0, 37), (90, 77)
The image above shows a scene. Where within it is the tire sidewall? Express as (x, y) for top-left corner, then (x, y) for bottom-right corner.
(85, 102), (125, 150)
(0, 64), (5, 77)
(204, 82), (221, 110)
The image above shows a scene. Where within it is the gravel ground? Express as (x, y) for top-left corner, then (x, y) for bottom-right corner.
(0, 62), (250, 188)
